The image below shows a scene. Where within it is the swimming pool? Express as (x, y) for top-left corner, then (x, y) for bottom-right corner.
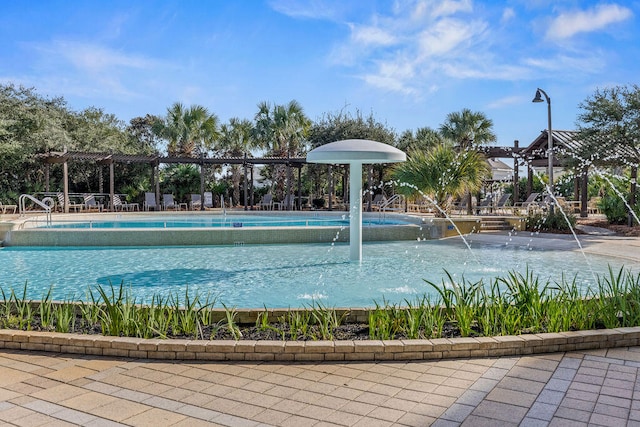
(0, 235), (636, 308)
(42, 214), (408, 229)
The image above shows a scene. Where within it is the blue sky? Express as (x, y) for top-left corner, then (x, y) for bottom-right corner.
(1, 0), (638, 149)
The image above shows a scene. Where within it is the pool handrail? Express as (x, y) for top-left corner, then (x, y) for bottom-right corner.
(18, 194), (53, 224)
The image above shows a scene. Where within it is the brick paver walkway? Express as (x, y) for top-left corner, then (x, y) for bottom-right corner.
(2, 346), (640, 426)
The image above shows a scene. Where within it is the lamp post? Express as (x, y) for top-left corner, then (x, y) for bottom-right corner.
(532, 88), (554, 213)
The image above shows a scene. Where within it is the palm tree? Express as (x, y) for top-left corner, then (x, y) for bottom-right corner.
(253, 100), (310, 203)
(439, 108), (496, 149)
(392, 142), (491, 217)
(155, 103), (219, 157)
(439, 109), (496, 214)
(219, 118), (258, 206)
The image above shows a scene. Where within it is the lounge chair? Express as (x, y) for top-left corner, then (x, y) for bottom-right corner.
(162, 194), (178, 210)
(56, 192), (83, 212)
(112, 194), (138, 211)
(281, 194), (296, 210)
(203, 191), (214, 209)
(144, 192), (160, 211)
(370, 194), (386, 211)
(477, 196), (493, 214)
(514, 193), (540, 215)
(259, 194), (274, 210)
(189, 194), (202, 210)
(0, 199), (17, 214)
(494, 193), (512, 214)
(83, 194), (103, 212)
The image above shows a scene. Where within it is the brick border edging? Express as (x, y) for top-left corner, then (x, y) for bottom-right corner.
(2, 327), (639, 361)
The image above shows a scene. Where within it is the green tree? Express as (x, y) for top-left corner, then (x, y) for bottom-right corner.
(439, 108), (497, 149)
(439, 109), (496, 214)
(219, 118), (258, 205)
(127, 114), (163, 154)
(254, 100), (310, 201)
(0, 84), (73, 199)
(307, 110), (397, 203)
(392, 143), (491, 217)
(577, 85), (639, 226)
(396, 127), (443, 153)
(155, 103), (220, 157)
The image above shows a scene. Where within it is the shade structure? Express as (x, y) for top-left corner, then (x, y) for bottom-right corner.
(306, 139), (406, 164)
(307, 139), (406, 262)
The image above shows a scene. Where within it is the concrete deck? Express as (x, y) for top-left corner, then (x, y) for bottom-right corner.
(0, 232), (639, 425)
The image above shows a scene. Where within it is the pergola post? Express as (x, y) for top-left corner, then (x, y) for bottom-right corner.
(250, 166), (255, 210)
(243, 153), (248, 211)
(297, 166), (302, 210)
(63, 159), (69, 213)
(109, 160), (115, 211)
(581, 165), (588, 218)
(513, 140), (519, 204)
(630, 166), (638, 227)
(328, 165), (334, 211)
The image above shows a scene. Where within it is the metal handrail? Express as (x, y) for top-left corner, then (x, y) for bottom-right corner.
(18, 194), (53, 225)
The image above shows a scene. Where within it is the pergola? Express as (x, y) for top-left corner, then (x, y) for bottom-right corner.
(520, 130), (638, 218)
(38, 151), (306, 213)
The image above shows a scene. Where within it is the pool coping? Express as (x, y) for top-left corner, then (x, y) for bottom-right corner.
(2, 327), (639, 361)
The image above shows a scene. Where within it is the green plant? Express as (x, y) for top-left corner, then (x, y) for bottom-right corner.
(599, 194), (640, 225)
(221, 303), (242, 340)
(38, 286), (55, 329)
(525, 210), (576, 232)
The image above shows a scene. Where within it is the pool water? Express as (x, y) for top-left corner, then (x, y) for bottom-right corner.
(43, 214), (408, 229)
(0, 238), (635, 308)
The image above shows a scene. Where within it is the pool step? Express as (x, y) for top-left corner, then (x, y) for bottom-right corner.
(480, 218), (513, 231)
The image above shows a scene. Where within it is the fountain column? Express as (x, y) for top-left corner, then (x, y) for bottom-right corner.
(307, 139), (406, 262)
(350, 162), (363, 261)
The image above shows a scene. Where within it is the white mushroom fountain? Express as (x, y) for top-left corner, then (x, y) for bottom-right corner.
(307, 139), (406, 262)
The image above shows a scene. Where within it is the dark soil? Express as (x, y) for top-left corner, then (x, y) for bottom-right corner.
(18, 316), (463, 341)
(576, 218), (640, 237)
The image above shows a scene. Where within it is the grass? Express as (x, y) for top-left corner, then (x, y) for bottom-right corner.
(1, 267), (640, 341)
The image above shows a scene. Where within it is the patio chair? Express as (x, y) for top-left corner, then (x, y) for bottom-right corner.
(189, 194), (202, 210)
(203, 191), (214, 209)
(56, 192), (83, 212)
(0, 199), (17, 214)
(83, 194), (103, 212)
(259, 194), (274, 210)
(162, 194), (178, 210)
(281, 194), (296, 210)
(112, 194), (138, 211)
(514, 193), (540, 215)
(144, 192), (160, 211)
(370, 194), (387, 211)
(494, 193), (512, 214)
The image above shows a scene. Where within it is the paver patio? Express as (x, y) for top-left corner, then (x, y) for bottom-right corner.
(1, 346), (640, 426)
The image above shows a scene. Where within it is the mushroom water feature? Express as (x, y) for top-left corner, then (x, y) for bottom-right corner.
(306, 139), (406, 261)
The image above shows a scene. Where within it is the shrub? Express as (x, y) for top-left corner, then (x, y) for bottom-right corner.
(525, 210), (576, 232)
(599, 194), (640, 225)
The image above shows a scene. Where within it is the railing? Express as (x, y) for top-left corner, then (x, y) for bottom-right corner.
(18, 194), (53, 225)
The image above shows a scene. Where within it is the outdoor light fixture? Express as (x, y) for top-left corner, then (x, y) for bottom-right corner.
(532, 88), (554, 213)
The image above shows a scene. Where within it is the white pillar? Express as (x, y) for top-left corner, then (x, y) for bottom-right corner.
(349, 162), (363, 262)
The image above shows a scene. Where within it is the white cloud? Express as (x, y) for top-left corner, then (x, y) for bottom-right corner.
(546, 4), (633, 40)
(486, 95), (524, 109)
(429, 0), (473, 19)
(501, 7), (515, 23)
(523, 53), (606, 74)
(26, 40), (168, 100)
(268, 0), (342, 20)
(417, 18), (485, 58)
(349, 24), (398, 47)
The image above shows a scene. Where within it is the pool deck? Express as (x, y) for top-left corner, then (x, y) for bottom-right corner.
(0, 232), (639, 426)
